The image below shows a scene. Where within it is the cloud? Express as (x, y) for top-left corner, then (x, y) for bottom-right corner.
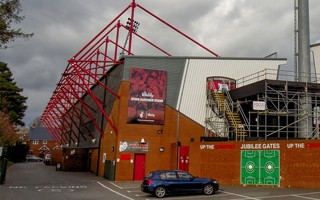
(0, 0), (319, 126)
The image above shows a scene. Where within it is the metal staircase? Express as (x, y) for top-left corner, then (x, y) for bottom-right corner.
(213, 90), (247, 138)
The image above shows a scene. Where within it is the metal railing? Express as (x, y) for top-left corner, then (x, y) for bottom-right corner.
(236, 68), (320, 88)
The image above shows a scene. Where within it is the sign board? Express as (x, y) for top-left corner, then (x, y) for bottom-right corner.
(313, 107), (320, 125)
(253, 101), (266, 111)
(119, 141), (149, 152)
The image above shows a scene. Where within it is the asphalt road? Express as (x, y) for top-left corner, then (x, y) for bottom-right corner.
(0, 162), (134, 200)
(1, 162), (320, 200)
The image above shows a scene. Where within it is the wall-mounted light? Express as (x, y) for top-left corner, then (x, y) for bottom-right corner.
(66, 143), (70, 147)
(92, 138), (96, 144)
(140, 138), (146, 144)
(157, 129), (163, 134)
(159, 147), (165, 152)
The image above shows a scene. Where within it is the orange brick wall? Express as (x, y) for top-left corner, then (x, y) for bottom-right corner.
(90, 149), (99, 174)
(50, 149), (62, 165)
(98, 81), (205, 181)
(189, 140), (320, 189)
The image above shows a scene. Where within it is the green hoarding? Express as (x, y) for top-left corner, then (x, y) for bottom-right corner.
(241, 150), (280, 185)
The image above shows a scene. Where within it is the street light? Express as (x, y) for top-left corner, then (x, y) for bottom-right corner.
(126, 17), (140, 33)
(120, 18), (140, 57)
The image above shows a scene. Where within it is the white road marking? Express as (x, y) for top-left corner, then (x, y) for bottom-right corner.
(292, 195), (320, 200)
(97, 181), (135, 200)
(108, 181), (124, 189)
(221, 191), (262, 200)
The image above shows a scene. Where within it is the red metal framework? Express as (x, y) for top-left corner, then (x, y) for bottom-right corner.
(40, 0), (219, 145)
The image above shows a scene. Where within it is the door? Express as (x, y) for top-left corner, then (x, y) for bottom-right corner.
(133, 154), (146, 181)
(178, 146), (189, 171)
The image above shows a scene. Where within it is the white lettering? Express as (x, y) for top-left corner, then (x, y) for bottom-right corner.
(287, 143), (305, 149)
(141, 91), (154, 98)
(241, 143), (280, 149)
(199, 144), (215, 150)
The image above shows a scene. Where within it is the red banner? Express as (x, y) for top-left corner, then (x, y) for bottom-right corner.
(207, 76), (236, 92)
(127, 68), (167, 124)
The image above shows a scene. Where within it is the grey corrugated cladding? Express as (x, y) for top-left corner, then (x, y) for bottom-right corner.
(121, 56), (287, 127)
(29, 127), (54, 140)
(123, 56), (186, 108)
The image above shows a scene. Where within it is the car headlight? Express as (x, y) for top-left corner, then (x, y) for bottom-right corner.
(212, 180), (219, 184)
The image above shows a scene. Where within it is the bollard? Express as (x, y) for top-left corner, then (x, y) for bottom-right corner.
(56, 162), (62, 171)
(0, 158), (8, 184)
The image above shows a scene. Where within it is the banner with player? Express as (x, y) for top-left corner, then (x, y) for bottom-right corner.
(127, 68), (167, 124)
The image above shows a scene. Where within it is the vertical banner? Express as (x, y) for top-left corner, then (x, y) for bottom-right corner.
(127, 68), (167, 124)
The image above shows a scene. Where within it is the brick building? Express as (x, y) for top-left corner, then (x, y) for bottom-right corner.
(28, 127), (58, 159)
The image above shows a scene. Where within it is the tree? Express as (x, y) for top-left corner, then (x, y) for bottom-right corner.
(0, 0), (33, 49)
(0, 61), (27, 126)
(29, 116), (43, 128)
(0, 111), (17, 146)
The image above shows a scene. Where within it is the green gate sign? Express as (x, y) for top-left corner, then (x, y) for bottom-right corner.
(241, 150), (280, 185)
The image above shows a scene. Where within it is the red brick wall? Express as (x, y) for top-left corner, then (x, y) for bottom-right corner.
(28, 140), (57, 158)
(189, 140), (320, 189)
(98, 81), (204, 181)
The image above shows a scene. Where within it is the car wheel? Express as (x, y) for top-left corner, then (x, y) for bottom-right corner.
(203, 184), (215, 195)
(153, 186), (166, 198)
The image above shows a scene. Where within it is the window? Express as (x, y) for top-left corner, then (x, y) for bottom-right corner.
(159, 173), (166, 180)
(43, 140), (47, 144)
(33, 140), (39, 145)
(165, 172), (178, 180)
(178, 171), (193, 180)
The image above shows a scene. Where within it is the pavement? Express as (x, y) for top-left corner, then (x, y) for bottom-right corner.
(1, 162), (320, 200)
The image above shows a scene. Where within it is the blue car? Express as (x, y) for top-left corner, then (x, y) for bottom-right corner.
(141, 170), (219, 198)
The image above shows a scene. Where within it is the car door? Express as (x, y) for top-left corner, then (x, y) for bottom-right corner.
(177, 171), (203, 192)
(162, 171), (180, 193)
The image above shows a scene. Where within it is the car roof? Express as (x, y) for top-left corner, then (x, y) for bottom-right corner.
(152, 170), (187, 173)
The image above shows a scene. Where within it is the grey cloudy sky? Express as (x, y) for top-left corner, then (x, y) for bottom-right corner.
(0, 0), (319, 127)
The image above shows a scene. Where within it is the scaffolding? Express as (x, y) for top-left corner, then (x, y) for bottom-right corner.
(205, 69), (320, 141)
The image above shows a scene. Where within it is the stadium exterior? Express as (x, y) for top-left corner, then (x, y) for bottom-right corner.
(41, 1), (320, 188)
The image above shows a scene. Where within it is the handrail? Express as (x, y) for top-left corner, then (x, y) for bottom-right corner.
(236, 68), (320, 88)
(224, 89), (249, 128)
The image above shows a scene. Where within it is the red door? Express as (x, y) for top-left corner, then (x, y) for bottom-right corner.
(178, 146), (189, 171)
(133, 154), (146, 181)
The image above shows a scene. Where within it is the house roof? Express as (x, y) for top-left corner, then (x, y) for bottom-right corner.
(29, 127), (54, 141)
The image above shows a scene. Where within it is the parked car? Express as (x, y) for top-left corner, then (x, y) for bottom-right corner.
(26, 155), (43, 162)
(141, 170), (219, 198)
(44, 153), (51, 165)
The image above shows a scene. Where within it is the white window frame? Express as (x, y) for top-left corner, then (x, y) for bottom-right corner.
(33, 140), (39, 145)
(43, 140), (47, 144)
